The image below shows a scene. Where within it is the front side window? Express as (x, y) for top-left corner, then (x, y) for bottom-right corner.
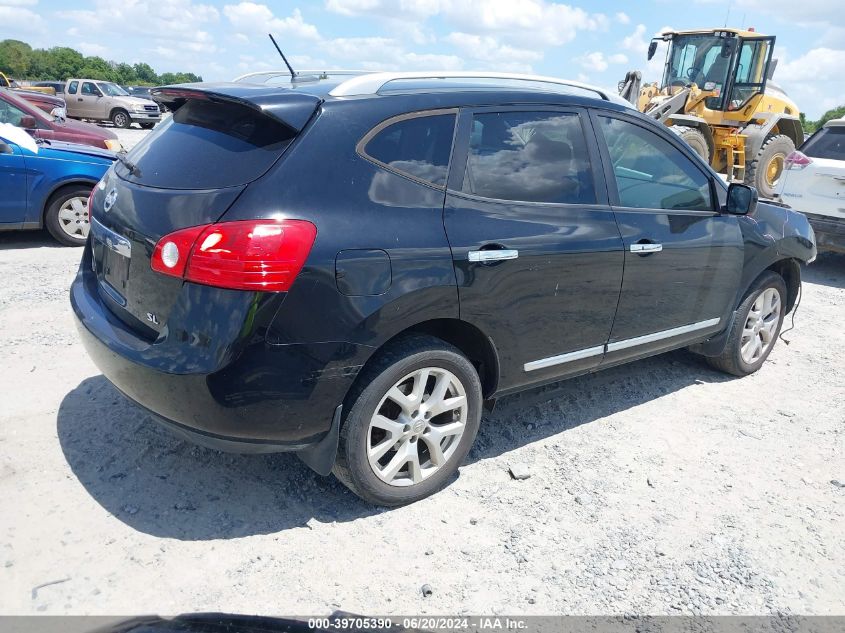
(461, 111), (596, 204)
(598, 116), (713, 211)
(81, 82), (99, 96)
(362, 113), (456, 187)
(67, 81), (78, 95)
(729, 39), (771, 110)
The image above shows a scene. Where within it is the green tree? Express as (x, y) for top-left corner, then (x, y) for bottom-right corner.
(817, 105), (845, 128)
(158, 71), (202, 85)
(113, 63), (138, 85)
(77, 56), (117, 81)
(0, 39), (33, 77)
(45, 47), (85, 80)
(133, 62), (159, 84)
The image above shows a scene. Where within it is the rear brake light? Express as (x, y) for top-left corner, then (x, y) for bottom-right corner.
(785, 150), (812, 170)
(151, 219), (317, 292)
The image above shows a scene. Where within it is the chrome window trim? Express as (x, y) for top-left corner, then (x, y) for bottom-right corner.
(355, 108), (459, 190)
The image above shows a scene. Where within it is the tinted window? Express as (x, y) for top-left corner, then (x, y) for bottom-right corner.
(114, 98), (297, 190)
(0, 99), (29, 127)
(81, 82), (98, 96)
(363, 114), (455, 186)
(67, 81), (78, 95)
(461, 112), (596, 204)
(802, 126), (845, 160)
(598, 116), (713, 211)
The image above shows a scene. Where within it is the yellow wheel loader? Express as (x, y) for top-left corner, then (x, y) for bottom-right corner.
(618, 28), (802, 198)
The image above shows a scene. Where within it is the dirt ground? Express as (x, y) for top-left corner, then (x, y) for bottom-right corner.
(0, 126), (843, 615)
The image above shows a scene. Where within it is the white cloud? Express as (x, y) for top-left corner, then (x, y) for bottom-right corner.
(576, 51), (629, 73)
(445, 32), (541, 72)
(621, 24), (648, 55)
(77, 42), (108, 57)
(776, 47), (845, 118)
(615, 11), (630, 24)
(609, 53), (629, 64)
(0, 5), (43, 33)
(223, 4), (320, 40)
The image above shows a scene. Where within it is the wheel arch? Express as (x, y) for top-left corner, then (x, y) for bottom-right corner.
(765, 258), (801, 313)
(39, 178), (98, 226)
(108, 106), (129, 121)
(345, 318), (500, 408)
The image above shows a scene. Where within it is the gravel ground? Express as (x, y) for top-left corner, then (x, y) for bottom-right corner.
(0, 125), (843, 616)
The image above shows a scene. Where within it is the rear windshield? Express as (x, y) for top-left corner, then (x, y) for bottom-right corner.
(115, 98), (297, 189)
(802, 126), (845, 161)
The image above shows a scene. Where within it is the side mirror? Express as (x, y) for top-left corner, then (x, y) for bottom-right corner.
(50, 107), (67, 122)
(725, 182), (758, 215)
(647, 40), (658, 61)
(19, 115), (37, 129)
(721, 38), (736, 58)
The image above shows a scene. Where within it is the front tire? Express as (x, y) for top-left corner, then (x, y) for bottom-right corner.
(140, 122), (155, 130)
(333, 335), (482, 506)
(111, 109), (131, 129)
(45, 185), (92, 246)
(705, 271), (787, 376)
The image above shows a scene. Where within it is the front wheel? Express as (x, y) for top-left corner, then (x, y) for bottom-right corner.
(111, 109), (130, 129)
(333, 335), (482, 506)
(140, 122), (155, 130)
(705, 271), (787, 376)
(45, 185), (91, 246)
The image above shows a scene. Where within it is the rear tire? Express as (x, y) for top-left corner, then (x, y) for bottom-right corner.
(44, 185), (91, 246)
(671, 125), (710, 162)
(705, 271), (787, 376)
(140, 122), (155, 130)
(111, 109), (130, 129)
(333, 335), (482, 506)
(746, 134), (795, 198)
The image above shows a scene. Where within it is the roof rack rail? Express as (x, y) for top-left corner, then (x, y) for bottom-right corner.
(233, 69), (376, 83)
(327, 71), (625, 103)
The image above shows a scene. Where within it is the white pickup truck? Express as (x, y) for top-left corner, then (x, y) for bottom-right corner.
(778, 118), (845, 254)
(64, 79), (161, 129)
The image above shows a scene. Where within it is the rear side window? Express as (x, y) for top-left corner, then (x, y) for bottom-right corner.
(802, 126), (845, 160)
(598, 116), (713, 211)
(461, 111), (597, 204)
(67, 81), (78, 95)
(115, 99), (297, 189)
(362, 113), (456, 187)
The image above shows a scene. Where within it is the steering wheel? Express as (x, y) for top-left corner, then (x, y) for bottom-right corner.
(686, 67), (704, 84)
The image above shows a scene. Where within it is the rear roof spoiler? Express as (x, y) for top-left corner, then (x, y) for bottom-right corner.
(151, 83), (322, 132)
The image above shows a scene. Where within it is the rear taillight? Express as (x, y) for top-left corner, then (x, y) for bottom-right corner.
(151, 219), (317, 292)
(785, 150), (813, 170)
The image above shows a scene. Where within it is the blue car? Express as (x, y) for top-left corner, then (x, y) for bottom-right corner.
(0, 126), (115, 245)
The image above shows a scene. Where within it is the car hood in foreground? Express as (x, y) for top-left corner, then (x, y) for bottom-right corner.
(38, 140), (117, 163)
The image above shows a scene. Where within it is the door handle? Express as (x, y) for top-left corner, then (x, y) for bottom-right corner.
(77, 98), (83, 101)
(468, 249), (519, 262)
(629, 243), (663, 254)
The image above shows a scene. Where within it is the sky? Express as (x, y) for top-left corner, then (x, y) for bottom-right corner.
(2, 0), (843, 118)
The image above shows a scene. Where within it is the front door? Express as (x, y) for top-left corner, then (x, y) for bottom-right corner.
(592, 112), (744, 363)
(444, 107), (624, 393)
(77, 82), (102, 118)
(0, 140), (27, 225)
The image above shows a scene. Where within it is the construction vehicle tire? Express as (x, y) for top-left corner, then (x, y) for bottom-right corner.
(671, 125), (710, 162)
(746, 134), (795, 199)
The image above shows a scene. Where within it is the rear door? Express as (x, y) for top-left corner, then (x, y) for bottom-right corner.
(592, 111), (743, 363)
(444, 106), (624, 393)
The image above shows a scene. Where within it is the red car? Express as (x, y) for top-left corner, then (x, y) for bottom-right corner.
(15, 89), (65, 114)
(0, 88), (122, 151)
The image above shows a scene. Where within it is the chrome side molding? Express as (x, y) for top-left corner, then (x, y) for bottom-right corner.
(524, 317), (720, 372)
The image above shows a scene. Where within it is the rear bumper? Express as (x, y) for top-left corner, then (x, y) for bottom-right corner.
(806, 212), (845, 253)
(70, 265), (368, 453)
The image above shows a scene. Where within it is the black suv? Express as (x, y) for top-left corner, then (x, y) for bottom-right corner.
(71, 72), (815, 506)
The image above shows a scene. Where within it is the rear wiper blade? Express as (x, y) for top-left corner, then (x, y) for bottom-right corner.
(115, 151), (140, 176)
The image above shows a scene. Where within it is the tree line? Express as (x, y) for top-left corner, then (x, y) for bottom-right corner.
(801, 107), (845, 134)
(0, 39), (202, 86)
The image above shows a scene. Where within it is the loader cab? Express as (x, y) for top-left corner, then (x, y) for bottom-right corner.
(655, 30), (775, 113)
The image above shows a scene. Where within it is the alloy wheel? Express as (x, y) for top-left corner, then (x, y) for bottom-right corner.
(57, 196), (90, 240)
(367, 367), (468, 487)
(740, 287), (781, 364)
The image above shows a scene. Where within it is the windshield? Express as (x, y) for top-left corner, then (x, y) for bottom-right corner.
(664, 34), (732, 96)
(97, 82), (130, 97)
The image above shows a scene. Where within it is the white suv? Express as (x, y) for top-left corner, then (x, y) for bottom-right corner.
(778, 118), (845, 254)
